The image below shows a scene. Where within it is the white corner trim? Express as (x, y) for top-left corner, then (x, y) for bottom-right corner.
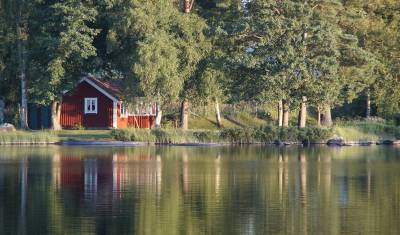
(80, 77), (118, 102)
(113, 101), (118, 128)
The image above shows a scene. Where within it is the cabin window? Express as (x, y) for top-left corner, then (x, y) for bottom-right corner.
(120, 102), (127, 117)
(84, 98), (98, 114)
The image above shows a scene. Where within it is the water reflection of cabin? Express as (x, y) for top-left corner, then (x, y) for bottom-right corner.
(53, 153), (162, 198)
(60, 76), (156, 129)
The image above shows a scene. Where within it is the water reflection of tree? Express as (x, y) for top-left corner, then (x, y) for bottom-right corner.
(1, 146), (400, 234)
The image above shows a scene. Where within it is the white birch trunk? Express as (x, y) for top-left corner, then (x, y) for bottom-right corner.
(278, 100), (283, 127)
(321, 104), (333, 127)
(366, 90), (371, 119)
(51, 101), (62, 130)
(298, 96), (307, 128)
(155, 104), (162, 128)
(215, 99), (222, 128)
(282, 100), (289, 127)
(180, 99), (189, 130)
(317, 106), (321, 127)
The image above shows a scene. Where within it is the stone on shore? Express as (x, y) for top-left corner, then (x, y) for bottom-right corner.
(327, 136), (346, 146)
(377, 140), (400, 145)
(359, 141), (373, 146)
(0, 123), (16, 132)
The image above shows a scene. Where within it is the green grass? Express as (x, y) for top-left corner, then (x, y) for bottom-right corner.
(56, 130), (113, 141)
(0, 131), (59, 144)
(229, 112), (268, 127)
(2, 119), (399, 145)
(333, 122), (400, 141)
(188, 115), (239, 129)
(0, 129), (113, 144)
(112, 128), (222, 143)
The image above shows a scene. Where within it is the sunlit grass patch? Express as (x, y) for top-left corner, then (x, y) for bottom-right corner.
(333, 122), (400, 141)
(0, 131), (59, 144)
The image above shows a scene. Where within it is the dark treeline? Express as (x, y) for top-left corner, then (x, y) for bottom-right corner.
(0, 0), (399, 129)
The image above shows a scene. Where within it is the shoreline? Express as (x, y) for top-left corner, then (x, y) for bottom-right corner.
(0, 139), (399, 147)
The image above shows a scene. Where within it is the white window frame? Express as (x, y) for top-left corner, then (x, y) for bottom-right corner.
(84, 98), (98, 114)
(120, 102), (128, 118)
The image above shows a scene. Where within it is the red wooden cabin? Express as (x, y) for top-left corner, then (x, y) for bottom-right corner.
(60, 76), (156, 129)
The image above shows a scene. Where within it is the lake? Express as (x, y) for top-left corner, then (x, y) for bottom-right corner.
(0, 146), (399, 234)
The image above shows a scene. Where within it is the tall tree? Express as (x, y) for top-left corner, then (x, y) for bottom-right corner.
(28, 0), (98, 130)
(15, 0), (29, 129)
(224, 0), (313, 127)
(130, 0), (209, 128)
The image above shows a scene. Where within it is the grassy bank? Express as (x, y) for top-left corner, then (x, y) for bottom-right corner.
(56, 130), (113, 141)
(0, 130), (113, 144)
(1, 121), (399, 145)
(111, 126), (333, 144)
(332, 121), (400, 141)
(0, 131), (59, 144)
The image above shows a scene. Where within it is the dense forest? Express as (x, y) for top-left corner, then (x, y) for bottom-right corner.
(0, 0), (399, 130)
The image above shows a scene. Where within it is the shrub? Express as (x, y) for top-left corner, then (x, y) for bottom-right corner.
(110, 129), (130, 141)
(299, 127), (332, 142)
(256, 126), (278, 142)
(220, 128), (256, 144)
(394, 114), (400, 126)
(192, 131), (219, 143)
(279, 127), (299, 142)
(394, 128), (400, 140)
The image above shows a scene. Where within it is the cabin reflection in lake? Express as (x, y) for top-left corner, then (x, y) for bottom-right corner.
(0, 146), (399, 234)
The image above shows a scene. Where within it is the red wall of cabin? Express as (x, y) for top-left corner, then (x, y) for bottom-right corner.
(61, 81), (114, 129)
(126, 115), (155, 128)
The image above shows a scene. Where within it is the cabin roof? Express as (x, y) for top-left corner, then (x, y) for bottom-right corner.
(85, 76), (123, 99)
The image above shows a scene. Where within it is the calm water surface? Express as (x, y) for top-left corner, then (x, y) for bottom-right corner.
(0, 146), (399, 234)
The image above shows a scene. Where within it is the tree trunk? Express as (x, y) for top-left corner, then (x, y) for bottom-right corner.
(298, 96), (307, 128)
(317, 106), (321, 127)
(180, 99), (189, 130)
(51, 101), (62, 130)
(0, 99), (4, 124)
(215, 99), (222, 128)
(183, 0), (194, 13)
(278, 100), (283, 127)
(321, 104), (333, 127)
(282, 100), (289, 127)
(155, 104), (162, 128)
(16, 0), (28, 129)
(366, 90), (371, 119)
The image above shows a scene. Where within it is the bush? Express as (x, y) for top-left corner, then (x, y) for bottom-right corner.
(220, 128), (256, 143)
(110, 129), (130, 141)
(394, 114), (400, 126)
(112, 128), (221, 143)
(255, 126), (278, 142)
(394, 128), (400, 140)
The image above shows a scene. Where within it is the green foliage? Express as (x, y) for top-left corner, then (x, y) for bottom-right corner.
(218, 126), (333, 143)
(129, 0), (210, 105)
(0, 0), (399, 127)
(28, 0), (99, 104)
